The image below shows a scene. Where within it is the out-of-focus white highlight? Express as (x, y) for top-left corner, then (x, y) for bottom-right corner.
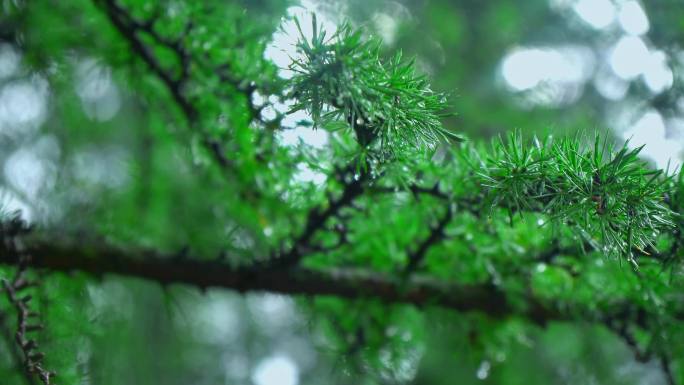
(76, 59), (121, 121)
(374, 13), (399, 45)
(623, 110), (681, 170)
(549, 0), (574, 11)
(573, 0), (616, 30)
(500, 46), (594, 106)
(0, 189), (32, 222)
(371, 3), (411, 46)
(502, 49), (545, 91)
(279, 127), (328, 149)
(609, 36), (649, 80)
(194, 293), (241, 343)
(5, 150), (51, 200)
(4, 136), (60, 200)
(277, 101), (329, 153)
(264, 0), (337, 80)
(264, 2), (333, 155)
(476, 360), (491, 380)
(642, 50), (673, 94)
(294, 163), (326, 185)
(248, 294), (297, 333)
(0, 77), (49, 137)
(71, 147), (130, 188)
(618, 1), (649, 36)
(252, 355), (299, 385)
(519, 1), (682, 167)
(502, 47), (592, 91)
(593, 67), (629, 100)
(0, 44), (20, 79)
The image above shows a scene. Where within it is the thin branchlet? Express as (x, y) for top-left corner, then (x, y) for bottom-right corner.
(0, 215), (56, 385)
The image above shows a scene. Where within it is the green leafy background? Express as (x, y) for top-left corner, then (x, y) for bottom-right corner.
(1, 0), (684, 384)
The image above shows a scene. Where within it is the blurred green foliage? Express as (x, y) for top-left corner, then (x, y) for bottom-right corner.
(1, 0), (684, 385)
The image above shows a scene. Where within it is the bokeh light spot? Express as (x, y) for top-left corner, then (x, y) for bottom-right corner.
(252, 355), (299, 385)
(573, 0), (616, 29)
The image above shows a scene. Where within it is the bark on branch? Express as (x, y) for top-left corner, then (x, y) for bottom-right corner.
(2, 231), (679, 383)
(0, 235), (566, 323)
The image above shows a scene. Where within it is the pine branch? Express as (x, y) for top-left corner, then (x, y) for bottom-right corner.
(269, 165), (368, 269)
(605, 320), (677, 385)
(288, 18), (461, 151)
(0, 233), (548, 322)
(0, 312), (39, 385)
(93, 0), (257, 169)
(94, 0), (195, 119)
(405, 202), (453, 273)
(2, 231), (678, 329)
(0, 219), (55, 385)
(2, 276), (55, 385)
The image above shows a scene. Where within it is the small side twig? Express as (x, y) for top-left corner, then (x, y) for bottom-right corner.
(2, 259), (55, 385)
(405, 203), (453, 273)
(1, 215), (55, 385)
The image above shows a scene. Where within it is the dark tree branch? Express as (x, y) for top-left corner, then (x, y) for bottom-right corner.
(660, 354), (677, 385)
(0, 219), (55, 385)
(0, 234), (554, 322)
(268, 165), (368, 269)
(3, 276), (55, 385)
(95, 0), (237, 170)
(95, 0), (195, 120)
(2, 222), (682, 385)
(606, 321), (677, 385)
(2, 231), (675, 330)
(606, 320), (650, 362)
(0, 312), (39, 385)
(96, 1), (373, 275)
(405, 203), (453, 273)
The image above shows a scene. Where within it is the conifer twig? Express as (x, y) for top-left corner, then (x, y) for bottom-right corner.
(0, 217), (55, 385)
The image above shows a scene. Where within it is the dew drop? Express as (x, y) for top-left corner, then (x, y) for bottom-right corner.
(476, 360), (490, 380)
